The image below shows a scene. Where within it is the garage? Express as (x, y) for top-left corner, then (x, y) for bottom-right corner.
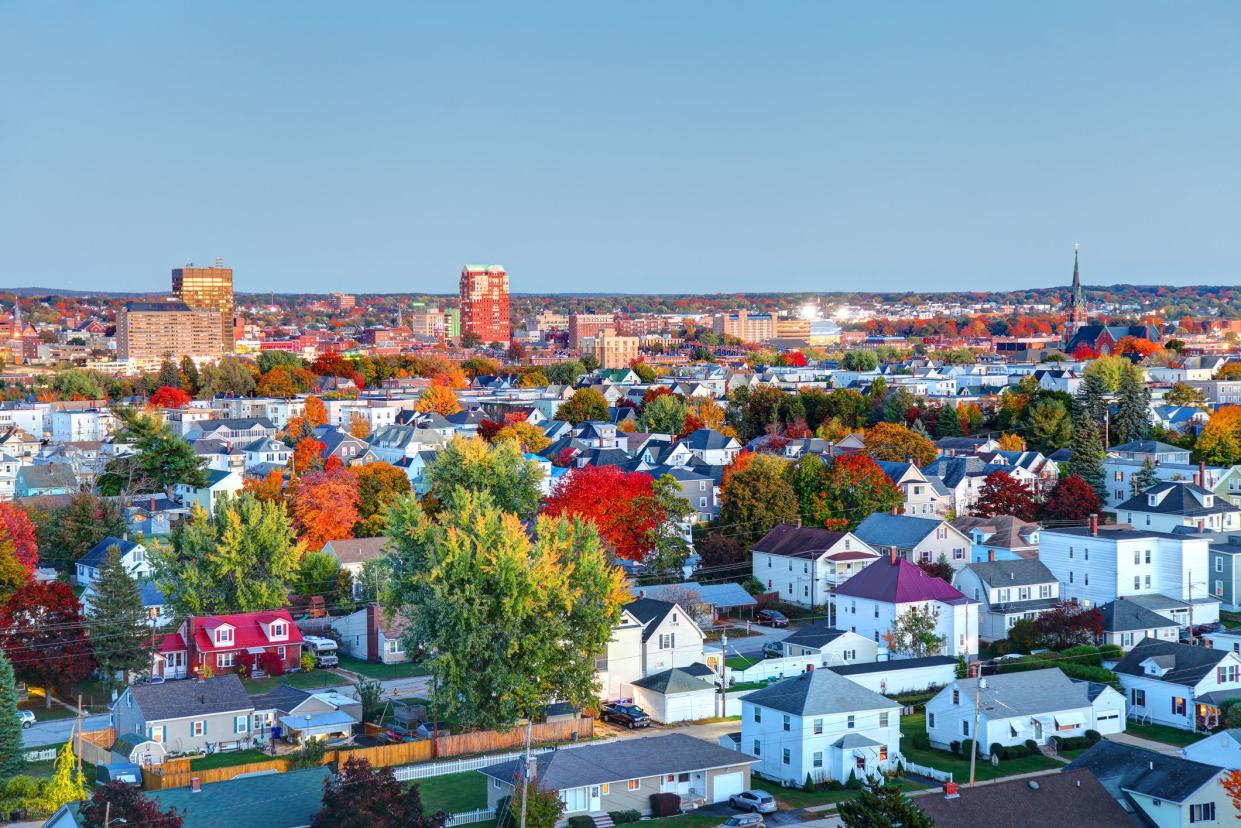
(1095, 711), (1122, 734)
(631, 668), (718, 724)
(711, 771), (745, 803)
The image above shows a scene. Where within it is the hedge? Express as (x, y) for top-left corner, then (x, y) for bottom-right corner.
(608, 811), (641, 824)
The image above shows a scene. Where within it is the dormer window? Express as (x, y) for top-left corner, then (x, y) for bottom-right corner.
(1203, 495), (1214, 507)
(214, 626), (234, 645)
(1148, 495), (1158, 507)
(269, 621), (287, 639)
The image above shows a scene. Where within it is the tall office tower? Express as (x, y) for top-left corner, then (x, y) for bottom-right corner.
(459, 264), (510, 344)
(117, 301), (224, 363)
(172, 258), (235, 352)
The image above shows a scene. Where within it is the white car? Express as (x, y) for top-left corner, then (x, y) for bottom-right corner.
(18, 710), (35, 729)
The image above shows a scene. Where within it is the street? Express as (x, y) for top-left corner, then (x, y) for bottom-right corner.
(22, 713), (111, 749)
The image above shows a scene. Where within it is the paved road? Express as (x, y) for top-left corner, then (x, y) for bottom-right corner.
(22, 713), (111, 748)
(718, 622), (790, 657)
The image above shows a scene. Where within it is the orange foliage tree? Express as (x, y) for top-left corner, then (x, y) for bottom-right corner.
(243, 469), (285, 504)
(291, 467), (360, 549)
(304, 396), (329, 428)
(348, 413), (371, 439)
(432, 368), (469, 390)
(1224, 771), (1241, 818)
(415, 384), (462, 415)
(292, 437), (326, 475)
(997, 433), (1026, 451)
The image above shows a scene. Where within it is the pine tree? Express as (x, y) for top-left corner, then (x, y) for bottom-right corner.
(837, 777), (933, 828)
(1077, 371), (1112, 442)
(157, 359), (181, 389)
(1067, 409), (1108, 503)
(88, 546), (153, 689)
(43, 737), (89, 811)
(0, 650), (23, 780)
(179, 355), (200, 396)
(910, 418), (930, 440)
(1131, 457), (1159, 495)
(1114, 367), (1151, 445)
(934, 405), (962, 437)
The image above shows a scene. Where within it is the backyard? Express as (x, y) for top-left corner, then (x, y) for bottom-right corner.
(898, 715), (1062, 782)
(412, 771), (488, 815)
(241, 669), (351, 695)
(753, 777), (925, 810)
(189, 748), (276, 771)
(337, 653), (432, 680)
(1124, 720), (1207, 748)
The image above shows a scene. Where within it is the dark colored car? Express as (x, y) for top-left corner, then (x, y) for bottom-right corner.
(601, 702), (652, 729)
(755, 609), (789, 628)
(761, 641), (784, 659)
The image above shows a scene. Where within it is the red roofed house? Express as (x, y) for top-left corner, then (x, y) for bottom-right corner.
(751, 523), (881, 610)
(153, 610), (304, 680)
(833, 553), (979, 658)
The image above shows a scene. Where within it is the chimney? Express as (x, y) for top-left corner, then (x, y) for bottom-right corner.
(891, 506), (900, 516)
(1199, 461), (1207, 486)
(366, 604), (380, 663)
(889, 549), (898, 565)
(1089, 514), (1098, 536)
(191, 777), (202, 793)
(987, 549), (995, 562)
(805, 663), (814, 672)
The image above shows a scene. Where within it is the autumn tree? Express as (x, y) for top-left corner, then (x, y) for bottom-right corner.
(0, 580), (95, 707)
(1040, 475), (1102, 521)
(313, 757), (448, 828)
(791, 454), (903, 531)
(414, 384), (462, 416)
(244, 468), (286, 504)
(351, 462), (411, 537)
(292, 437), (326, 475)
(431, 367), (469, 390)
(80, 782), (183, 828)
(1164, 382), (1208, 409)
(0, 504), (37, 602)
(292, 467), (361, 549)
(1034, 602), (1104, 649)
(555, 388), (609, 424)
(424, 437), (544, 519)
(348, 412), (372, 439)
(717, 453), (799, 547)
(685, 395), (731, 435)
(975, 471), (1039, 521)
(519, 370), (549, 388)
(885, 604), (945, 658)
(493, 421), (551, 454)
(862, 422), (937, 467)
(996, 433), (1026, 451)
(149, 385), (191, 409)
(1196, 406), (1241, 466)
(544, 466), (658, 561)
(1215, 362), (1241, 381)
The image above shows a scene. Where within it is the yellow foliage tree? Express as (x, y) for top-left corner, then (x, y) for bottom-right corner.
(347, 412), (371, 439)
(415, 384), (462, 416)
(1196, 405), (1241, 466)
(494, 422), (552, 453)
(997, 433), (1026, 451)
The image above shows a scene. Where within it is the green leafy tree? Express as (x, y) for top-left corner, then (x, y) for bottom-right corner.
(841, 350), (879, 371)
(383, 490), (628, 731)
(354, 677), (384, 724)
(496, 785), (565, 828)
(791, 454), (903, 532)
(1131, 457), (1160, 495)
(727, 386), (786, 440)
(882, 388), (915, 425)
(0, 651), (22, 780)
(837, 777), (934, 828)
(424, 437), (544, 519)
(1066, 409), (1108, 502)
(631, 362), (657, 383)
(717, 454), (799, 547)
(179, 355), (200, 396)
(351, 462), (411, 537)
(1023, 397), (1072, 451)
(640, 393), (688, 435)
(884, 605), (945, 657)
(1164, 382), (1208, 409)
(31, 493), (125, 564)
(580, 353), (600, 372)
(643, 475), (696, 573)
(294, 549), (348, 600)
(554, 388), (609, 424)
(1114, 367), (1151, 445)
(48, 369), (105, 400)
(543, 360), (585, 385)
(1083, 354), (1131, 393)
(150, 496), (303, 617)
(87, 546), (152, 690)
(97, 407), (207, 497)
(198, 356), (259, 397)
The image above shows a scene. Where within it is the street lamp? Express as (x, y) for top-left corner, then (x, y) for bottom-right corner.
(147, 607), (159, 681)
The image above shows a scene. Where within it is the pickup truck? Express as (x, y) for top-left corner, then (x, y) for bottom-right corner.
(600, 702), (652, 729)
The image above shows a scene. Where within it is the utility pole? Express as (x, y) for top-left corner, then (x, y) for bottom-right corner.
(718, 630), (728, 718)
(1188, 570), (1195, 645)
(518, 716), (535, 828)
(968, 678), (987, 787)
(76, 696), (83, 774)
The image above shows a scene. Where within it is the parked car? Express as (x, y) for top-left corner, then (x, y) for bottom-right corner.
(18, 710), (35, 729)
(721, 813), (765, 828)
(761, 641), (784, 659)
(755, 609), (789, 628)
(600, 702), (651, 729)
(728, 791), (776, 814)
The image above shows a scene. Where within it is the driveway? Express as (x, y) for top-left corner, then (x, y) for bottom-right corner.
(22, 713), (111, 749)
(696, 800), (806, 826)
(1103, 730), (1182, 756)
(718, 622), (790, 658)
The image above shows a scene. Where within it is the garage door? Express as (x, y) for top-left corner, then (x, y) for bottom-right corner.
(712, 771), (745, 803)
(1095, 712), (1122, 734)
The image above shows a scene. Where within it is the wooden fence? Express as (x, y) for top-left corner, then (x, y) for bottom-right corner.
(140, 717), (592, 790)
(76, 727), (116, 768)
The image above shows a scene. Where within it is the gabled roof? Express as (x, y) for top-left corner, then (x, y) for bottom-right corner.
(1115, 481), (1236, 517)
(189, 610), (304, 653)
(835, 557), (970, 605)
(632, 668), (715, 695)
(682, 429), (739, 451)
(1112, 638), (1231, 687)
(1066, 740), (1222, 804)
(79, 536), (142, 568)
(1097, 598), (1180, 633)
(742, 667), (898, 716)
(779, 621), (854, 652)
(852, 513), (952, 550)
(1109, 439), (1189, 454)
(751, 523), (855, 560)
(248, 683), (313, 712)
(128, 674), (252, 721)
(624, 597), (680, 642)
(322, 536), (390, 564)
(947, 668), (1095, 718)
(962, 558), (1056, 590)
(916, 769), (1133, 828)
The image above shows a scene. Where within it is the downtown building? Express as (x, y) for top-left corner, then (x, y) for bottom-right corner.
(172, 259), (235, 352)
(459, 263), (510, 344)
(117, 301), (224, 365)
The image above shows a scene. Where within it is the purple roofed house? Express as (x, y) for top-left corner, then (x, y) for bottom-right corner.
(833, 552), (978, 657)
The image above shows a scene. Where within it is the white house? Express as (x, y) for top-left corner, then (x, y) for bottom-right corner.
(851, 513), (973, 571)
(1113, 638), (1241, 731)
(242, 437), (292, 471)
(175, 468), (244, 513)
(925, 668), (1126, 756)
(751, 524), (879, 609)
(1114, 481), (1241, 534)
(1096, 598), (1181, 651)
(630, 667), (718, 724)
(741, 667), (902, 786)
(51, 409), (113, 443)
(951, 559), (1061, 642)
(833, 553), (979, 657)
(74, 537), (149, 586)
(681, 429), (741, 466)
(1067, 741), (1232, 827)
(1101, 457), (1228, 510)
(1181, 728), (1241, 770)
(778, 622), (878, 665)
(599, 598), (706, 701)
(827, 656), (958, 697)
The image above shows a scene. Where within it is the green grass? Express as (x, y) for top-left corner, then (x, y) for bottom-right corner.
(189, 748), (277, 771)
(898, 716), (1061, 782)
(412, 771), (488, 814)
(754, 779), (924, 809)
(337, 653), (431, 679)
(629, 816), (721, 828)
(726, 656), (759, 671)
(1125, 720), (1207, 747)
(1057, 747), (1091, 761)
(17, 700), (76, 721)
(241, 669), (350, 694)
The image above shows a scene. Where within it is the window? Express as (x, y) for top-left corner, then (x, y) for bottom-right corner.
(494, 778), (504, 789)
(1217, 558), (1224, 573)
(1144, 550), (1151, 564)
(928, 713), (936, 728)
(847, 715), (855, 729)
(1217, 580), (1224, 597)
(234, 715), (249, 734)
(215, 627), (233, 645)
(1145, 575), (1151, 588)
(627, 780), (640, 792)
(601, 784), (609, 795)
(962, 721), (970, 736)
(270, 622), (287, 638)
(560, 788), (588, 813)
(1018, 587), (1030, 601)
(386, 639), (404, 655)
(753, 740), (761, 756)
(873, 604), (879, 618)
(253, 714), (266, 731)
(952, 689), (960, 705)
(753, 708), (761, 723)
(855, 756), (866, 770)
(1114, 471), (1123, 481)
(147, 725), (165, 743)
(1172, 697), (1186, 716)
(658, 634), (676, 649)
(782, 748), (790, 765)
(782, 714), (790, 732)
(954, 548), (964, 560)
(1070, 572), (1074, 584)
(812, 752), (823, 768)
(217, 652), (235, 668)
(879, 746), (888, 761)
(1190, 802), (1215, 822)
(879, 712), (889, 727)
(813, 718), (823, 735)
(277, 645), (286, 660)
(1039, 585), (1051, 598)
(1134, 576), (1141, 590)
(844, 649), (856, 660)
(190, 720), (205, 737)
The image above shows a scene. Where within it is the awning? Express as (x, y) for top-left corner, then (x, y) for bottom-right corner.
(1053, 712), (1085, 728)
(247, 647), (267, 654)
(279, 710), (356, 736)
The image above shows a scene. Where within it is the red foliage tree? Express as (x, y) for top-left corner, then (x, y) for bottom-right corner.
(0, 580), (95, 705)
(1071, 342), (1098, 360)
(641, 386), (676, 406)
(0, 503), (38, 574)
(1040, 475), (1102, 521)
(80, 782), (183, 828)
(258, 650), (285, 676)
(543, 466), (656, 561)
(149, 385), (192, 409)
(780, 350), (809, 368)
(974, 471), (1039, 521)
(1033, 601), (1104, 649)
(291, 467), (360, 549)
(477, 419), (505, 442)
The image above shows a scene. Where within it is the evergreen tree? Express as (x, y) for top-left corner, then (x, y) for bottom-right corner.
(157, 359), (181, 389)
(1114, 367), (1151, 445)
(837, 777), (933, 828)
(1131, 457), (1159, 495)
(1066, 409), (1108, 503)
(43, 738), (89, 812)
(0, 650), (23, 780)
(1077, 371), (1112, 442)
(909, 418), (930, 439)
(179, 355), (200, 396)
(88, 546), (153, 689)
(934, 405), (962, 437)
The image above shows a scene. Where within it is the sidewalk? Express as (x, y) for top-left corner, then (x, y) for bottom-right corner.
(1102, 730), (1182, 756)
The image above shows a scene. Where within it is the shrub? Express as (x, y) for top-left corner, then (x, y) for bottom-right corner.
(1085, 730), (1101, 743)
(1097, 644), (1124, 661)
(289, 739), (327, 768)
(910, 733), (930, 751)
(803, 773), (815, 793)
(568, 817), (596, 828)
(300, 652), (316, 672)
(649, 793), (681, 818)
(824, 779), (845, 791)
(259, 651), (285, 676)
(608, 811), (641, 825)
(844, 770), (862, 790)
(1056, 645), (1102, 666)
(949, 740), (961, 756)
(989, 743), (1004, 759)
(1025, 739), (1039, 754)
(959, 739), (974, 760)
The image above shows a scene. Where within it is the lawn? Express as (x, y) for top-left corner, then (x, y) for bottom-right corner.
(629, 816), (721, 828)
(61, 678), (117, 713)
(1057, 747), (1091, 761)
(898, 716), (1061, 782)
(412, 771), (488, 814)
(241, 669), (350, 694)
(1125, 720), (1207, 748)
(726, 656), (759, 671)
(189, 748), (276, 771)
(337, 653), (431, 680)
(18, 699), (76, 721)
(754, 778), (924, 810)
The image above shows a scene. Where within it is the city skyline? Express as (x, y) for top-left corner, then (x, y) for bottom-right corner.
(3, 2), (1239, 294)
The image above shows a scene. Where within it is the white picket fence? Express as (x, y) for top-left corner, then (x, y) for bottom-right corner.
(905, 761), (953, 783)
(393, 747), (560, 782)
(727, 655), (823, 685)
(23, 747), (57, 763)
(449, 807), (498, 825)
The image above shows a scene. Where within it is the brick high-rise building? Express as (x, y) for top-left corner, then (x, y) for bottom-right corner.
(117, 301), (224, 364)
(712, 310), (775, 343)
(172, 259), (235, 351)
(459, 264), (510, 344)
(591, 329), (640, 370)
(568, 313), (616, 348)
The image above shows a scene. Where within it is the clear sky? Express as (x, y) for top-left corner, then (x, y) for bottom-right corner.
(2, 2), (1238, 295)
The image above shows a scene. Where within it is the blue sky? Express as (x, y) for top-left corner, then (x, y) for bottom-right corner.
(2, 2), (1238, 295)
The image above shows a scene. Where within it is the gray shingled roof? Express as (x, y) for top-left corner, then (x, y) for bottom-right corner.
(1066, 740), (1222, 803)
(632, 668), (716, 695)
(1112, 639), (1230, 688)
(1097, 598), (1180, 633)
(948, 668), (1094, 718)
(962, 558), (1055, 590)
(742, 667), (898, 716)
(917, 769), (1133, 827)
(828, 656), (957, 677)
(780, 621), (849, 651)
(479, 733), (754, 790)
(128, 674), (252, 721)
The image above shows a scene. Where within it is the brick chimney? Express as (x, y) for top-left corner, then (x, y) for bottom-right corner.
(889, 548), (898, 565)
(1200, 461), (1207, 486)
(891, 506), (900, 516)
(987, 549), (995, 562)
(1089, 514), (1098, 536)
(366, 604), (380, 663)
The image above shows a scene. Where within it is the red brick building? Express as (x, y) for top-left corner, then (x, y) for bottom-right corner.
(155, 610), (304, 680)
(459, 264), (510, 344)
